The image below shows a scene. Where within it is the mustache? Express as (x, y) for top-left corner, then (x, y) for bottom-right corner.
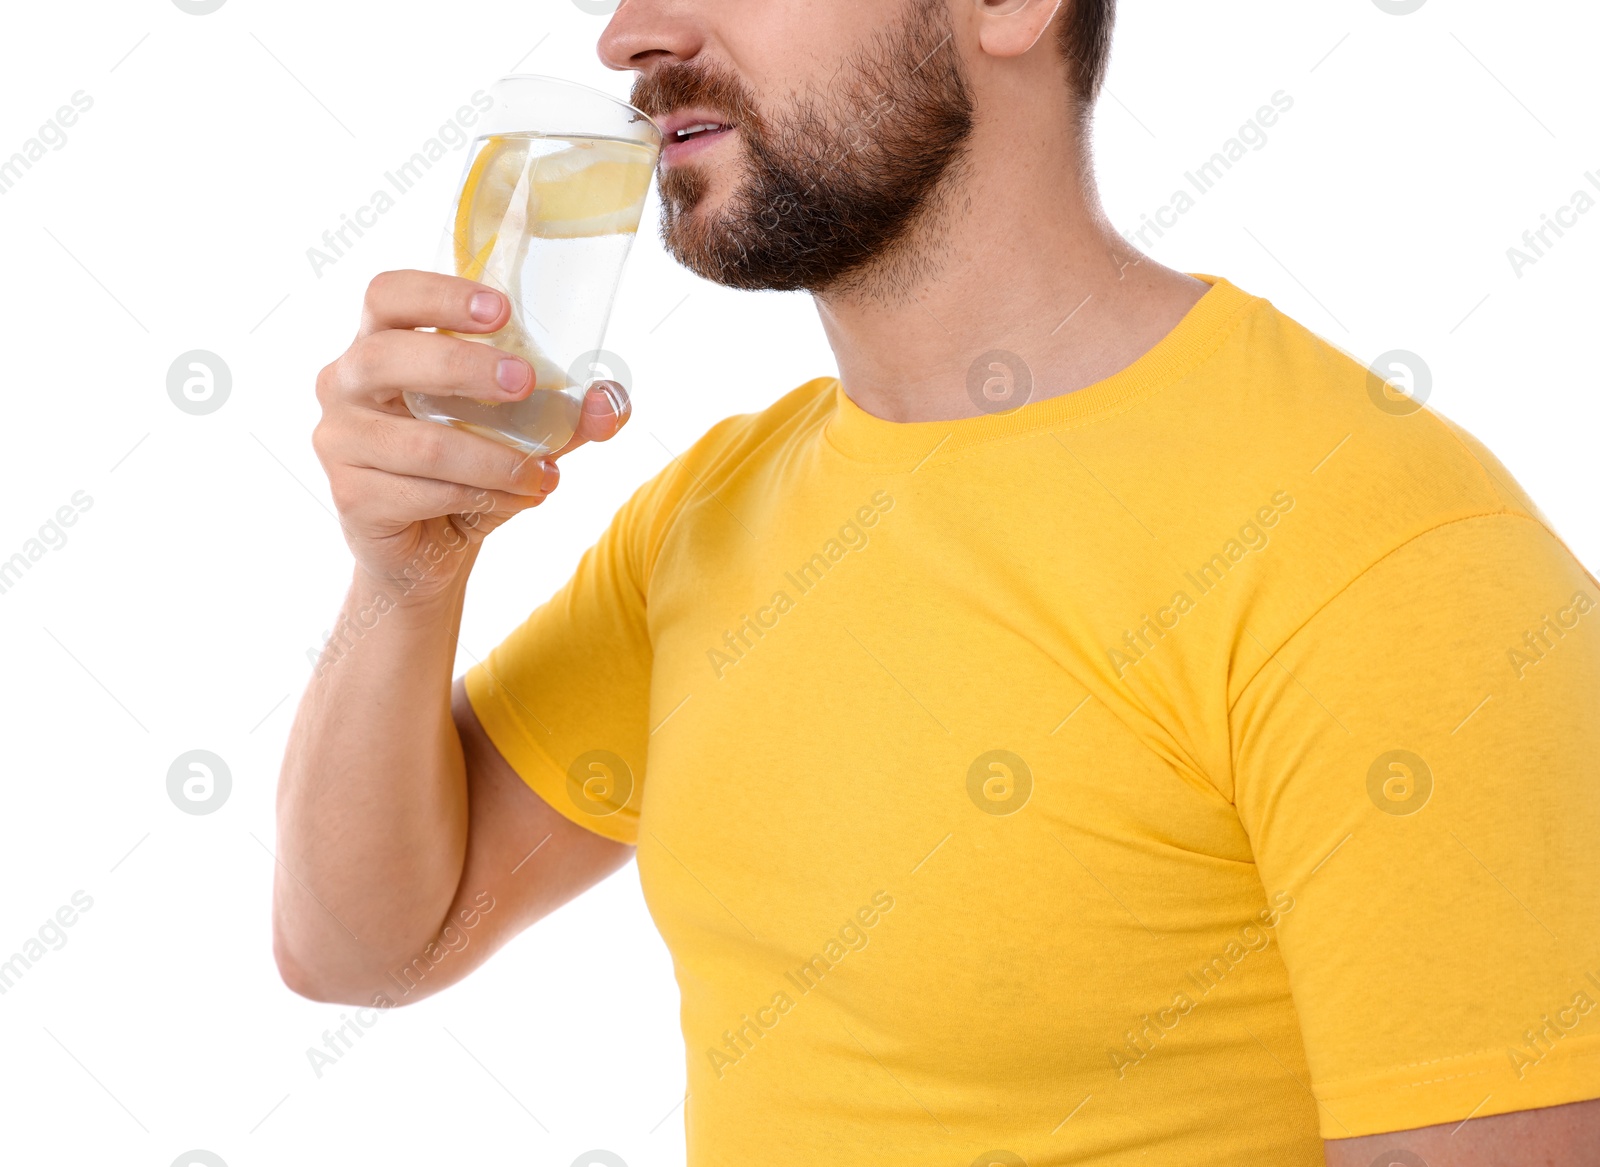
(631, 61), (763, 133)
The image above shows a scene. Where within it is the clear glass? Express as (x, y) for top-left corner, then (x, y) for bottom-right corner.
(404, 75), (661, 455)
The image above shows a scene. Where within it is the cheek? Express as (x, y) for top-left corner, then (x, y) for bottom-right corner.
(716, 0), (880, 108)
(670, 138), (758, 223)
(705, 144), (753, 202)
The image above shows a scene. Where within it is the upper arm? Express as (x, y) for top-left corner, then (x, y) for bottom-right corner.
(1231, 513), (1600, 1138)
(375, 677), (634, 1008)
(1323, 1097), (1600, 1165)
(452, 669), (636, 935)
(391, 457), (681, 1003)
(382, 465), (675, 1005)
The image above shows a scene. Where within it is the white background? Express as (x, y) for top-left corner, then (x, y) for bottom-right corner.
(0, 2), (1595, 1165)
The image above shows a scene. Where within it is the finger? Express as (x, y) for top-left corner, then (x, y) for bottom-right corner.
(330, 412), (558, 498)
(548, 380), (632, 461)
(339, 328), (534, 406)
(340, 468), (553, 529)
(357, 269), (512, 339)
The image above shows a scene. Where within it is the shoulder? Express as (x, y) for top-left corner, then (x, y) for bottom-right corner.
(1184, 277), (1545, 546)
(669, 375), (838, 488)
(616, 375), (837, 563)
(1152, 278), (1586, 674)
(1192, 283), (1501, 492)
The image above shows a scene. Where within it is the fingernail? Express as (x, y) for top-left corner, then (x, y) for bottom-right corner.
(497, 359), (530, 393)
(601, 380), (631, 419)
(470, 291), (502, 322)
(540, 459), (560, 491)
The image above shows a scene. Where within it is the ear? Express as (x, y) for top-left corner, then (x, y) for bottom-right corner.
(974, 0), (1065, 58)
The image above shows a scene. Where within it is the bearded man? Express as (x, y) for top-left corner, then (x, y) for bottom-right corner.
(277, 2), (1600, 1162)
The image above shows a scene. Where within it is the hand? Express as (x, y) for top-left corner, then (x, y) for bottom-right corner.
(312, 269), (630, 602)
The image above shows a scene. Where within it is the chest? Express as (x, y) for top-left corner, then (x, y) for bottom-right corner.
(632, 464), (1256, 994)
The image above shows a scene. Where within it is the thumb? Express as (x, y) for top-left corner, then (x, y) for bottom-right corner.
(550, 380), (631, 460)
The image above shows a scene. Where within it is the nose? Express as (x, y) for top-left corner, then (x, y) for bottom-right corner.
(597, 0), (706, 73)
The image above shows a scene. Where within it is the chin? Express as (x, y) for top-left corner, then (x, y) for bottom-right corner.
(659, 173), (737, 249)
(663, 157), (738, 210)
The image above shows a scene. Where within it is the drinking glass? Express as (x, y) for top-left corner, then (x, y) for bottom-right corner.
(404, 75), (661, 455)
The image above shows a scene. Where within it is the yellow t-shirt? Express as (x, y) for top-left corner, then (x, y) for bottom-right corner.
(466, 273), (1600, 1163)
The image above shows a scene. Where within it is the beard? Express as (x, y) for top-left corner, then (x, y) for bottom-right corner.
(628, 0), (975, 297)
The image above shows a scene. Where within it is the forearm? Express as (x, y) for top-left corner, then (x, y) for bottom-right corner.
(273, 553), (480, 1000)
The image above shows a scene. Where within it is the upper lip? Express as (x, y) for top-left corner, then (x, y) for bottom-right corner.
(656, 109), (737, 140)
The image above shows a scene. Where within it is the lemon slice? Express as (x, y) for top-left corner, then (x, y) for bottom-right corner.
(481, 320), (571, 393)
(526, 141), (657, 238)
(453, 135), (655, 277)
(447, 135), (654, 395)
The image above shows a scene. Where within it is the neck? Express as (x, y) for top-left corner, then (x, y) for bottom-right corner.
(812, 112), (1208, 425)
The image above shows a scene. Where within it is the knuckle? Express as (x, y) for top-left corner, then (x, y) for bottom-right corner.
(366, 269), (402, 308)
(344, 335), (384, 388)
(351, 416), (418, 482)
(314, 361), (336, 406)
(325, 468), (358, 516)
(446, 485), (485, 520)
(432, 279), (463, 325)
(363, 413), (400, 464)
(407, 417), (452, 472)
(310, 419), (333, 464)
(390, 473), (437, 517)
(505, 452), (541, 491)
(458, 488), (497, 522)
(441, 339), (486, 388)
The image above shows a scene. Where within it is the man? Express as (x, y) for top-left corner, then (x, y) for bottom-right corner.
(275, 0), (1600, 1162)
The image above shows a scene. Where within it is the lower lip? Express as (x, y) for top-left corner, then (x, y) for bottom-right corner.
(661, 126), (735, 167)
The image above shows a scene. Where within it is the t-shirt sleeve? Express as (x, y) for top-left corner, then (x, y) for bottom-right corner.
(1230, 511), (1600, 1138)
(464, 461), (681, 847)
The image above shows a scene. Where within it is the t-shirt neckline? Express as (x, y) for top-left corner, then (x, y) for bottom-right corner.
(822, 273), (1259, 465)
